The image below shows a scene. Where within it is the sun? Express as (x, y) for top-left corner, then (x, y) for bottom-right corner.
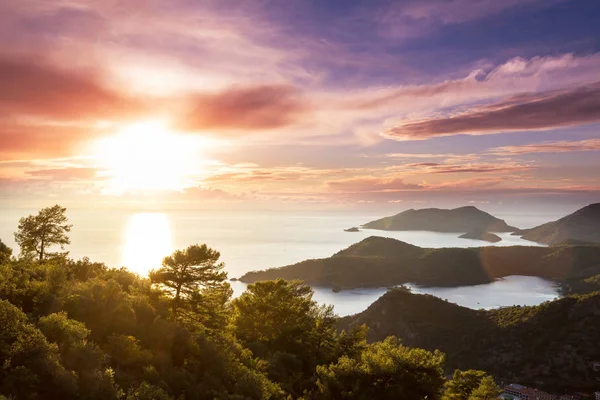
(93, 120), (204, 193)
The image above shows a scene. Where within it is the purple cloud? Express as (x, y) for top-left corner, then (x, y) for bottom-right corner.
(385, 83), (600, 140)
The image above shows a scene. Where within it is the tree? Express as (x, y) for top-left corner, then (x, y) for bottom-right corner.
(149, 244), (227, 315)
(315, 336), (446, 400)
(468, 376), (502, 400)
(0, 239), (12, 264)
(232, 279), (358, 396)
(14, 205), (72, 261)
(0, 300), (77, 399)
(443, 370), (501, 400)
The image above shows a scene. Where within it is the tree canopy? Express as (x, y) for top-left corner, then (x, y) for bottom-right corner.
(315, 336), (446, 400)
(14, 205), (72, 261)
(0, 239), (12, 264)
(149, 243), (227, 315)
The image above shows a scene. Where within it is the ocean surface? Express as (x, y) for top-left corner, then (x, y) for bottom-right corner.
(0, 208), (562, 316)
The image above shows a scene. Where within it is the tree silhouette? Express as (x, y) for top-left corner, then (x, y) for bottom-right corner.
(149, 244), (227, 315)
(14, 205), (72, 261)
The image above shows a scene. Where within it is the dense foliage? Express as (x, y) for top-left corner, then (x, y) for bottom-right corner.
(240, 236), (600, 293)
(0, 207), (503, 399)
(340, 288), (600, 394)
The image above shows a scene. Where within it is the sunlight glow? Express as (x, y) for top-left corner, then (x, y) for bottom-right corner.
(121, 213), (173, 275)
(94, 120), (209, 193)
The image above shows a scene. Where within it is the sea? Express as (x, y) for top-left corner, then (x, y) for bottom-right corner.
(0, 208), (563, 316)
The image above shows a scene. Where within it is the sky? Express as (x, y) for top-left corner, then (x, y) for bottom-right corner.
(1, 0), (600, 212)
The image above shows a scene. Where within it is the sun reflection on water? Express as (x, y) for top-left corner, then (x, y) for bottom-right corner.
(122, 213), (173, 275)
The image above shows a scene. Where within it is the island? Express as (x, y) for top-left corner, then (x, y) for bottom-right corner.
(520, 203), (600, 244)
(239, 236), (600, 292)
(362, 206), (518, 232)
(458, 229), (502, 243)
(344, 227), (360, 232)
(338, 288), (600, 394)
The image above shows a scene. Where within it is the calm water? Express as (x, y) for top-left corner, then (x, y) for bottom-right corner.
(233, 276), (558, 317)
(0, 208), (560, 315)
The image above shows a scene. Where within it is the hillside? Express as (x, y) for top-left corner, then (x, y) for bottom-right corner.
(239, 236), (600, 292)
(339, 289), (600, 393)
(362, 206), (518, 232)
(521, 203), (600, 244)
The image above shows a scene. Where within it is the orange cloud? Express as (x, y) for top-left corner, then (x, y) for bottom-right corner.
(0, 124), (94, 160)
(26, 168), (100, 181)
(408, 162), (532, 174)
(327, 177), (423, 193)
(0, 56), (141, 120)
(178, 85), (308, 132)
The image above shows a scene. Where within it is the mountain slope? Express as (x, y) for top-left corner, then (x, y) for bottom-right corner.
(239, 236), (600, 292)
(339, 289), (600, 393)
(362, 206), (518, 232)
(522, 203), (600, 244)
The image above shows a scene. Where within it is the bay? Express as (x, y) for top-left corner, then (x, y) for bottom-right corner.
(0, 208), (561, 316)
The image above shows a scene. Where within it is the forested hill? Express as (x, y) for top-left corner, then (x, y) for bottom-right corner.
(361, 206), (518, 232)
(339, 288), (600, 393)
(239, 236), (600, 292)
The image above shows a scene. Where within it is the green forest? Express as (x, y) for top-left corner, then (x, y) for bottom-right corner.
(0, 206), (502, 399)
(340, 287), (600, 393)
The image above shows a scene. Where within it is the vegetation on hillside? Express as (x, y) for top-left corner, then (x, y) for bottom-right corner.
(240, 236), (600, 293)
(0, 206), (504, 399)
(340, 288), (600, 394)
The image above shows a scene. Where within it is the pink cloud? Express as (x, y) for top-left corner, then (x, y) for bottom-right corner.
(327, 177), (423, 193)
(26, 168), (99, 181)
(178, 85), (308, 132)
(489, 138), (600, 155)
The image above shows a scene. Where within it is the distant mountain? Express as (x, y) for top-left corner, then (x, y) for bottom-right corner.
(521, 203), (600, 244)
(458, 229), (502, 243)
(362, 206), (518, 232)
(339, 289), (600, 393)
(239, 236), (600, 292)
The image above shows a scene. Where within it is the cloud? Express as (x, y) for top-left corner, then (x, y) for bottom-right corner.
(26, 168), (99, 181)
(378, 0), (563, 39)
(385, 83), (600, 140)
(178, 85), (308, 132)
(422, 163), (532, 174)
(0, 123), (97, 160)
(327, 177), (423, 193)
(0, 56), (141, 120)
(488, 138), (600, 155)
(422, 177), (506, 190)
